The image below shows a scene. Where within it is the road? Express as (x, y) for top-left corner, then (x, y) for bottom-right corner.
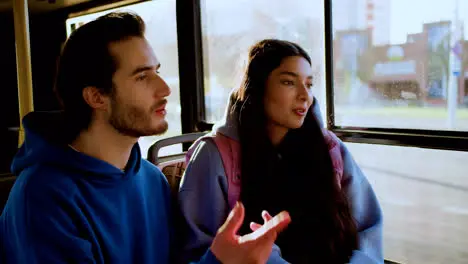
(335, 110), (468, 131)
(347, 140), (468, 264)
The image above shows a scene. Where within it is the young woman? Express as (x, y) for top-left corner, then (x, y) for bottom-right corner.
(177, 39), (383, 264)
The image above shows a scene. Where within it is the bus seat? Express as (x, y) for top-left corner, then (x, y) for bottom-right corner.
(0, 175), (16, 213)
(147, 132), (206, 194)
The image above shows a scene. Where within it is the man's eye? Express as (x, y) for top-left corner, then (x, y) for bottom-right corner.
(136, 74), (147, 81)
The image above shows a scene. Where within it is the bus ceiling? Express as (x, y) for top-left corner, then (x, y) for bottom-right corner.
(0, 0), (92, 14)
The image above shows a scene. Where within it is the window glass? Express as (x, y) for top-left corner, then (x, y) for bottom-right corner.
(333, 0), (468, 131)
(202, 1), (468, 263)
(66, 0), (181, 157)
(201, 0), (327, 123)
(347, 142), (468, 264)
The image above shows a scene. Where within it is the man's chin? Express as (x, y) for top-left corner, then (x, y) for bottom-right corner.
(148, 121), (169, 136)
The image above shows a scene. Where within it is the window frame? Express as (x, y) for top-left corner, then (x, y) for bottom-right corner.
(62, 0), (468, 153)
(194, 0), (468, 152)
(175, 0), (206, 135)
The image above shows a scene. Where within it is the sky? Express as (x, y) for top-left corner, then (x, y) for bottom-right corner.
(390, 0), (467, 44)
(201, 0), (468, 45)
(66, 0), (468, 45)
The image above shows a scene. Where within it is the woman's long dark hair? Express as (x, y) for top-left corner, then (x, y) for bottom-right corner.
(232, 39), (358, 263)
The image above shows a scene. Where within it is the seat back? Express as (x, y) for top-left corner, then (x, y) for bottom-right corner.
(0, 174), (15, 264)
(147, 132), (206, 194)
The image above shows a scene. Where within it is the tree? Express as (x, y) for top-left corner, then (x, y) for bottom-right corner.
(427, 32), (451, 98)
(357, 49), (374, 84)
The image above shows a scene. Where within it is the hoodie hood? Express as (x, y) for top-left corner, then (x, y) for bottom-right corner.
(213, 94), (326, 142)
(11, 111), (141, 178)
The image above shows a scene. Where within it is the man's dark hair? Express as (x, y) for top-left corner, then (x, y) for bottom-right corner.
(54, 11), (146, 136)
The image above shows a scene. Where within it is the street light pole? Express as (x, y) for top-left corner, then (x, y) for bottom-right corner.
(447, 0), (460, 129)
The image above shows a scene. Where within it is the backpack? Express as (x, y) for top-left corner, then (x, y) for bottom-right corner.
(186, 129), (344, 210)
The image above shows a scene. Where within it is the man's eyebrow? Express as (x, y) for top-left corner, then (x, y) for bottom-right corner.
(130, 63), (161, 76)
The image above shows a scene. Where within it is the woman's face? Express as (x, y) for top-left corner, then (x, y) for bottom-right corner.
(264, 55), (314, 134)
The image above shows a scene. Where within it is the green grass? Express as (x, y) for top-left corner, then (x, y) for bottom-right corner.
(336, 106), (468, 119)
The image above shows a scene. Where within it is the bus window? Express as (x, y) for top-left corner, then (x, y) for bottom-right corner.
(348, 142), (468, 264)
(331, 1), (468, 261)
(201, 0), (468, 263)
(66, 0), (181, 158)
(332, 0), (467, 132)
(200, 0), (327, 124)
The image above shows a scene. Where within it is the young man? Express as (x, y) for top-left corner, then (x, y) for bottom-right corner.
(0, 12), (290, 264)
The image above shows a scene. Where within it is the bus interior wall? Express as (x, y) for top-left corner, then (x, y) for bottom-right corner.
(1, 9), (67, 175)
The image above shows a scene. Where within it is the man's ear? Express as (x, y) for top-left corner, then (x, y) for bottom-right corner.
(82, 86), (109, 110)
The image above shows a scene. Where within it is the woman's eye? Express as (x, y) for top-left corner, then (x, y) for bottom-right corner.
(281, 80), (294, 85)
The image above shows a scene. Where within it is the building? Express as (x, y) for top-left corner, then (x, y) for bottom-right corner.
(334, 21), (468, 105)
(333, 0), (391, 45)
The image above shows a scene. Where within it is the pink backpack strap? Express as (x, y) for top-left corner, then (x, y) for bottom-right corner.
(185, 134), (212, 165)
(322, 129), (344, 189)
(185, 132), (241, 210)
(185, 130), (342, 210)
(212, 133), (241, 210)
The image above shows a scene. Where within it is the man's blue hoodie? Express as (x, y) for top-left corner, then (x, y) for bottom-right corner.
(0, 111), (219, 264)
